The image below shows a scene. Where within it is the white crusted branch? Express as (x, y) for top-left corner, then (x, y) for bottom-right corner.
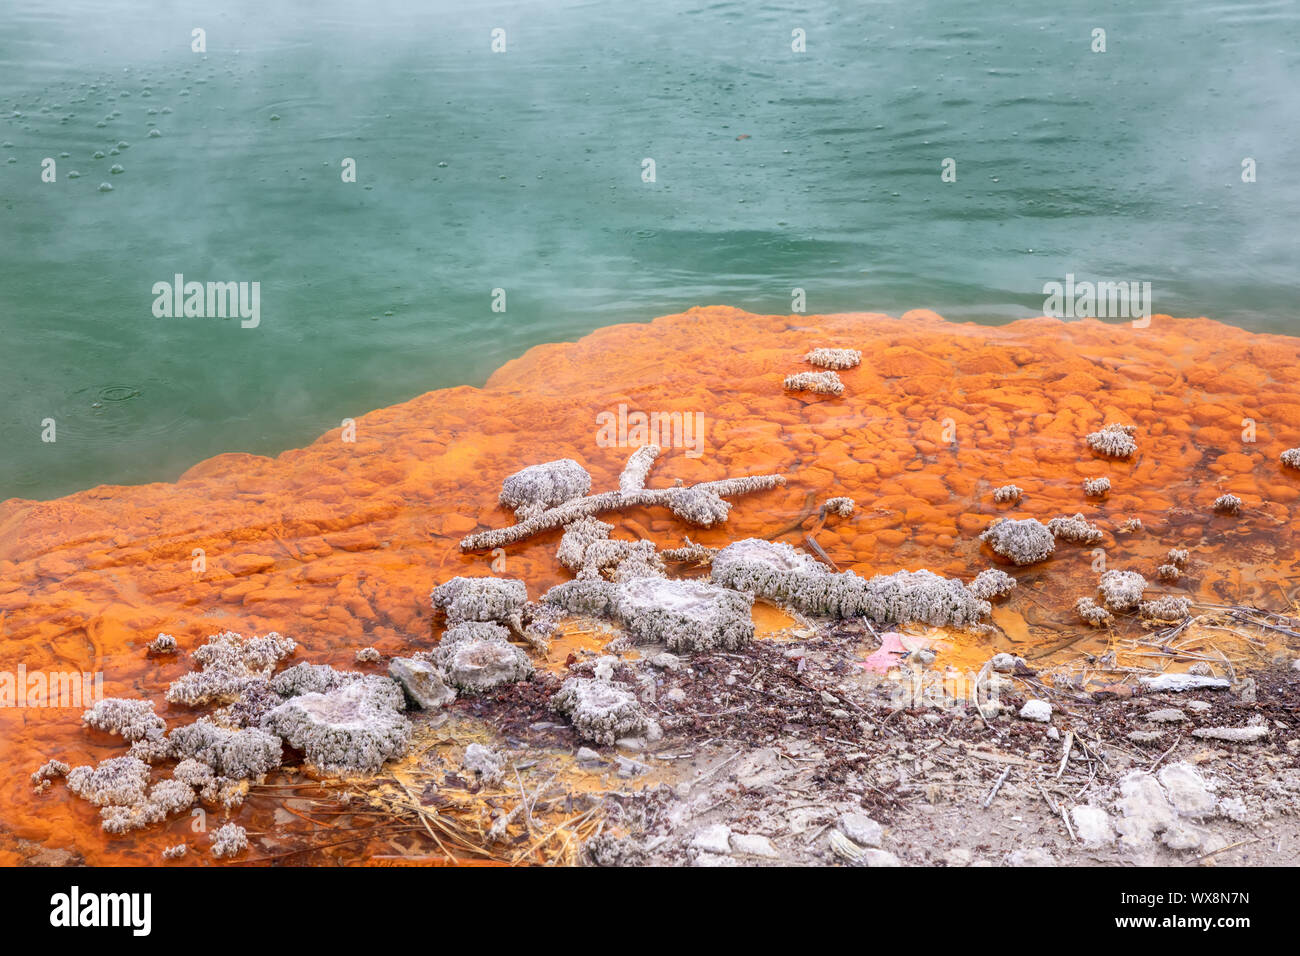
(460, 470), (786, 552)
(619, 444), (661, 493)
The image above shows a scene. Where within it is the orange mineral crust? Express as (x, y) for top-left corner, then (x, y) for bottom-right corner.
(1, 306), (1299, 863)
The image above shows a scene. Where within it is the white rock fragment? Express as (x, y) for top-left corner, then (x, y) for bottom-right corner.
(691, 823), (732, 855)
(837, 812), (884, 848)
(1019, 699), (1052, 722)
(1070, 806), (1115, 847)
(1114, 763), (1217, 851)
(729, 833), (779, 858)
(463, 743), (505, 785)
(1145, 708), (1187, 723)
(857, 848), (902, 867)
(1191, 725), (1269, 743)
(989, 652), (1025, 673)
(1157, 764), (1217, 817)
(1139, 674), (1231, 692)
(991, 484), (1022, 504)
(388, 657), (456, 709)
(1006, 847), (1056, 867)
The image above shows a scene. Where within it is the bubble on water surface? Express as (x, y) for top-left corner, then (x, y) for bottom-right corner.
(96, 385), (141, 404)
(97, 182), (112, 192)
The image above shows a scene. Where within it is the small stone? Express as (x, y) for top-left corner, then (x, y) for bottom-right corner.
(1212, 494), (1242, 516)
(1146, 708), (1187, 723)
(858, 848), (902, 867)
(943, 847), (972, 867)
(990, 652), (1025, 673)
(1127, 730), (1165, 745)
(649, 652), (681, 670)
(729, 833), (779, 858)
(691, 823), (732, 854)
(1191, 725), (1269, 743)
(692, 852), (738, 867)
(615, 756), (648, 778)
(1185, 700), (1213, 713)
(1019, 699), (1052, 722)
(1006, 847), (1056, 867)
(463, 743), (505, 784)
(837, 812), (883, 848)
(388, 657), (456, 709)
(575, 747), (601, 763)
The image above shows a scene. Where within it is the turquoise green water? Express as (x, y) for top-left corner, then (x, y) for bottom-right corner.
(2, 0), (1298, 499)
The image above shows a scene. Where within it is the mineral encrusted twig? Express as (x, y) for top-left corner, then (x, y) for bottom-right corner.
(821, 496), (855, 518)
(82, 698), (167, 744)
(1098, 570), (1148, 611)
(1212, 494), (1242, 515)
(146, 633), (177, 656)
(461, 450), (786, 551)
(210, 823), (248, 859)
(551, 677), (651, 745)
(618, 444), (661, 493)
(499, 458), (592, 521)
(804, 348), (861, 370)
(1076, 597), (1114, 627)
(1047, 513), (1105, 545)
(1140, 596), (1192, 622)
(992, 484), (1022, 504)
(969, 568), (1017, 600)
(783, 371), (844, 396)
(1086, 423), (1138, 459)
(1083, 476), (1111, 497)
(166, 630), (296, 707)
(710, 539), (990, 627)
(660, 536), (717, 565)
(980, 517), (1055, 565)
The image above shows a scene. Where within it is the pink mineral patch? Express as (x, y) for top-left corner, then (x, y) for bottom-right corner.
(859, 631), (908, 673)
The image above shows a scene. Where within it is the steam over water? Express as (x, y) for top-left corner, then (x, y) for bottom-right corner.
(2, 0), (1298, 498)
